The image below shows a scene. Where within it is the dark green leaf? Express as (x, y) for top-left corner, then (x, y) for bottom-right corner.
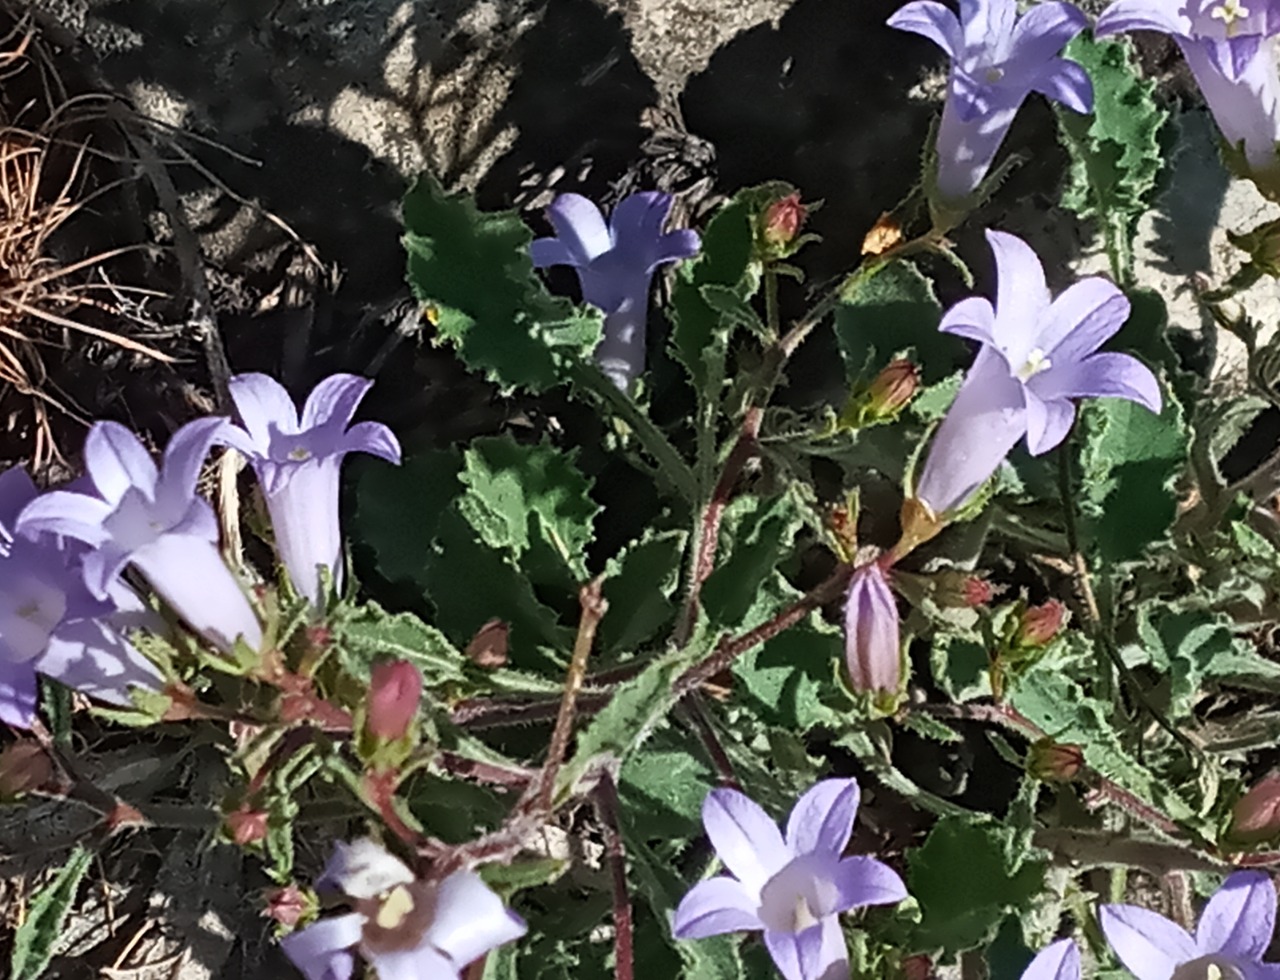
(10, 845), (93, 980)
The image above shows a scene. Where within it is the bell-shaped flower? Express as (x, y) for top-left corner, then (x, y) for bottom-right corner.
(17, 419), (262, 653)
(673, 779), (907, 980)
(887, 0), (1092, 202)
(530, 192), (701, 390)
(913, 230), (1162, 517)
(844, 562), (901, 697)
(1099, 870), (1280, 979)
(281, 838), (527, 980)
(0, 467), (162, 728)
(213, 373), (400, 608)
(1097, 0), (1280, 189)
(1021, 939), (1081, 980)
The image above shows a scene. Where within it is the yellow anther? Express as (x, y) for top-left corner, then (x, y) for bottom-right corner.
(374, 884), (416, 930)
(1211, 0), (1251, 35)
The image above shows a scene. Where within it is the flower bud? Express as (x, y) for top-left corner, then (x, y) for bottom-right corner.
(761, 192), (807, 251)
(1026, 740), (1084, 783)
(1229, 773), (1280, 844)
(465, 618), (509, 669)
(900, 954), (935, 980)
(366, 659), (423, 742)
(0, 741), (53, 798)
(844, 561), (901, 697)
(262, 884), (308, 928)
(225, 805), (269, 846)
(1016, 600), (1066, 647)
(962, 576), (994, 607)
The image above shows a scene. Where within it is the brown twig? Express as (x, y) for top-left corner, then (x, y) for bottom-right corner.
(677, 693), (739, 789)
(593, 770), (634, 980)
(449, 692), (612, 731)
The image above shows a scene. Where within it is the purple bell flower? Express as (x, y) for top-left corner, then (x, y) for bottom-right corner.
(673, 778), (907, 980)
(1021, 939), (1081, 980)
(0, 467), (161, 728)
(913, 229), (1162, 516)
(1099, 870), (1280, 979)
(212, 373), (400, 608)
(887, 0), (1093, 201)
(281, 838), (527, 980)
(530, 192), (701, 390)
(843, 561), (901, 698)
(1097, 0), (1280, 188)
(17, 419), (262, 654)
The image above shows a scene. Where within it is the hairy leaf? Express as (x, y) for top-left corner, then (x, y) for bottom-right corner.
(10, 845), (93, 980)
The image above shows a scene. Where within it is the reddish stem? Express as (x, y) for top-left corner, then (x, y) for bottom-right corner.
(594, 770), (634, 980)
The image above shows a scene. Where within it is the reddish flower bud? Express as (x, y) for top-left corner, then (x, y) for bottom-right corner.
(865, 360), (920, 418)
(367, 659), (423, 742)
(1230, 773), (1280, 844)
(262, 884), (307, 927)
(1027, 740), (1084, 783)
(0, 741), (53, 798)
(900, 954), (936, 980)
(465, 619), (509, 669)
(1017, 600), (1066, 647)
(761, 193), (807, 249)
(225, 806), (269, 846)
(962, 576), (995, 607)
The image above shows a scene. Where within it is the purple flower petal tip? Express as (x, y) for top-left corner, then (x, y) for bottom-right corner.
(1021, 939), (1081, 980)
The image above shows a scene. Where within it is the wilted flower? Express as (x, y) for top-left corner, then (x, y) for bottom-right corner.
(530, 192), (700, 390)
(844, 562), (902, 697)
(366, 659), (423, 742)
(913, 230), (1162, 516)
(214, 373), (401, 608)
(1021, 939), (1081, 980)
(1099, 870), (1279, 979)
(0, 467), (162, 728)
(18, 419), (262, 654)
(673, 779), (907, 980)
(887, 0), (1092, 202)
(1096, 0), (1280, 193)
(1230, 773), (1280, 844)
(281, 838), (526, 980)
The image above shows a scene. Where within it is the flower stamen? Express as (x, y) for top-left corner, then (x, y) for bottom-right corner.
(1015, 347), (1053, 382)
(1210, 0), (1250, 35)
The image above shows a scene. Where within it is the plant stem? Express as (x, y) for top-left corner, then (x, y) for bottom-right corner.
(594, 771), (635, 980)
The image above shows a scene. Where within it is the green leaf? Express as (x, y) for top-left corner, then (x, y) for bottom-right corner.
(731, 609), (843, 733)
(1077, 388), (1189, 563)
(402, 175), (601, 392)
(677, 935), (746, 980)
(10, 845), (93, 980)
(601, 529), (687, 656)
(834, 259), (964, 386)
(334, 605), (469, 684)
(458, 436), (599, 586)
(1057, 34), (1167, 282)
(701, 490), (806, 632)
(619, 732), (715, 839)
(906, 816), (1046, 957)
(354, 448), (463, 586)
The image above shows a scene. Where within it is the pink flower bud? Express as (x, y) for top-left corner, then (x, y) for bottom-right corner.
(1230, 773), (1280, 844)
(367, 660), (423, 742)
(844, 561), (901, 696)
(262, 884), (307, 927)
(225, 806), (269, 846)
(761, 193), (807, 249)
(1026, 740), (1084, 783)
(901, 954), (935, 980)
(865, 359), (920, 417)
(1017, 600), (1066, 647)
(962, 576), (995, 607)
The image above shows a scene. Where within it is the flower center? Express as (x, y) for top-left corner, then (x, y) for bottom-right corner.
(287, 446), (312, 462)
(1209, 0), (1250, 34)
(984, 66), (1005, 84)
(1172, 956), (1244, 980)
(358, 880), (439, 956)
(0, 576), (67, 662)
(374, 884), (415, 930)
(756, 856), (839, 934)
(1015, 347), (1053, 382)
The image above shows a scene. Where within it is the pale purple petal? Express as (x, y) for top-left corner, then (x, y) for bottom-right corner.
(1210, 34), (1263, 82)
(1021, 939), (1081, 980)
(1029, 352), (1162, 413)
(16, 492), (112, 547)
(785, 779), (860, 857)
(300, 374), (374, 432)
(0, 467), (38, 531)
(1099, 904), (1197, 980)
(763, 918), (849, 980)
(370, 948), (457, 980)
(228, 372), (300, 448)
(341, 421), (402, 465)
(934, 97), (1021, 199)
(1241, 964), (1280, 980)
(426, 870), (528, 969)
(155, 417), (223, 523)
(1022, 391), (1078, 456)
(316, 839), (414, 899)
(1009, 2), (1089, 63)
(1196, 870), (1276, 959)
(1095, 0), (1191, 37)
(546, 194), (612, 265)
(279, 913), (363, 980)
(702, 787), (791, 895)
(263, 458), (344, 605)
(672, 877), (764, 939)
(829, 856), (908, 913)
(1035, 278), (1130, 365)
(130, 535), (262, 653)
(914, 347), (1028, 515)
(36, 619), (163, 706)
(960, 0), (1017, 50)
(0, 660), (38, 728)
(1179, 37), (1280, 175)
(608, 191), (673, 272)
(1029, 58), (1094, 114)
(939, 296), (998, 347)
(80, 544), (134, 601)
(988, 230), (1051, 364)
(843, 564), (901, 695)
(657, 229), (702, 266)
(886, 0), (964, 56)
(83, 422), (158, 504)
